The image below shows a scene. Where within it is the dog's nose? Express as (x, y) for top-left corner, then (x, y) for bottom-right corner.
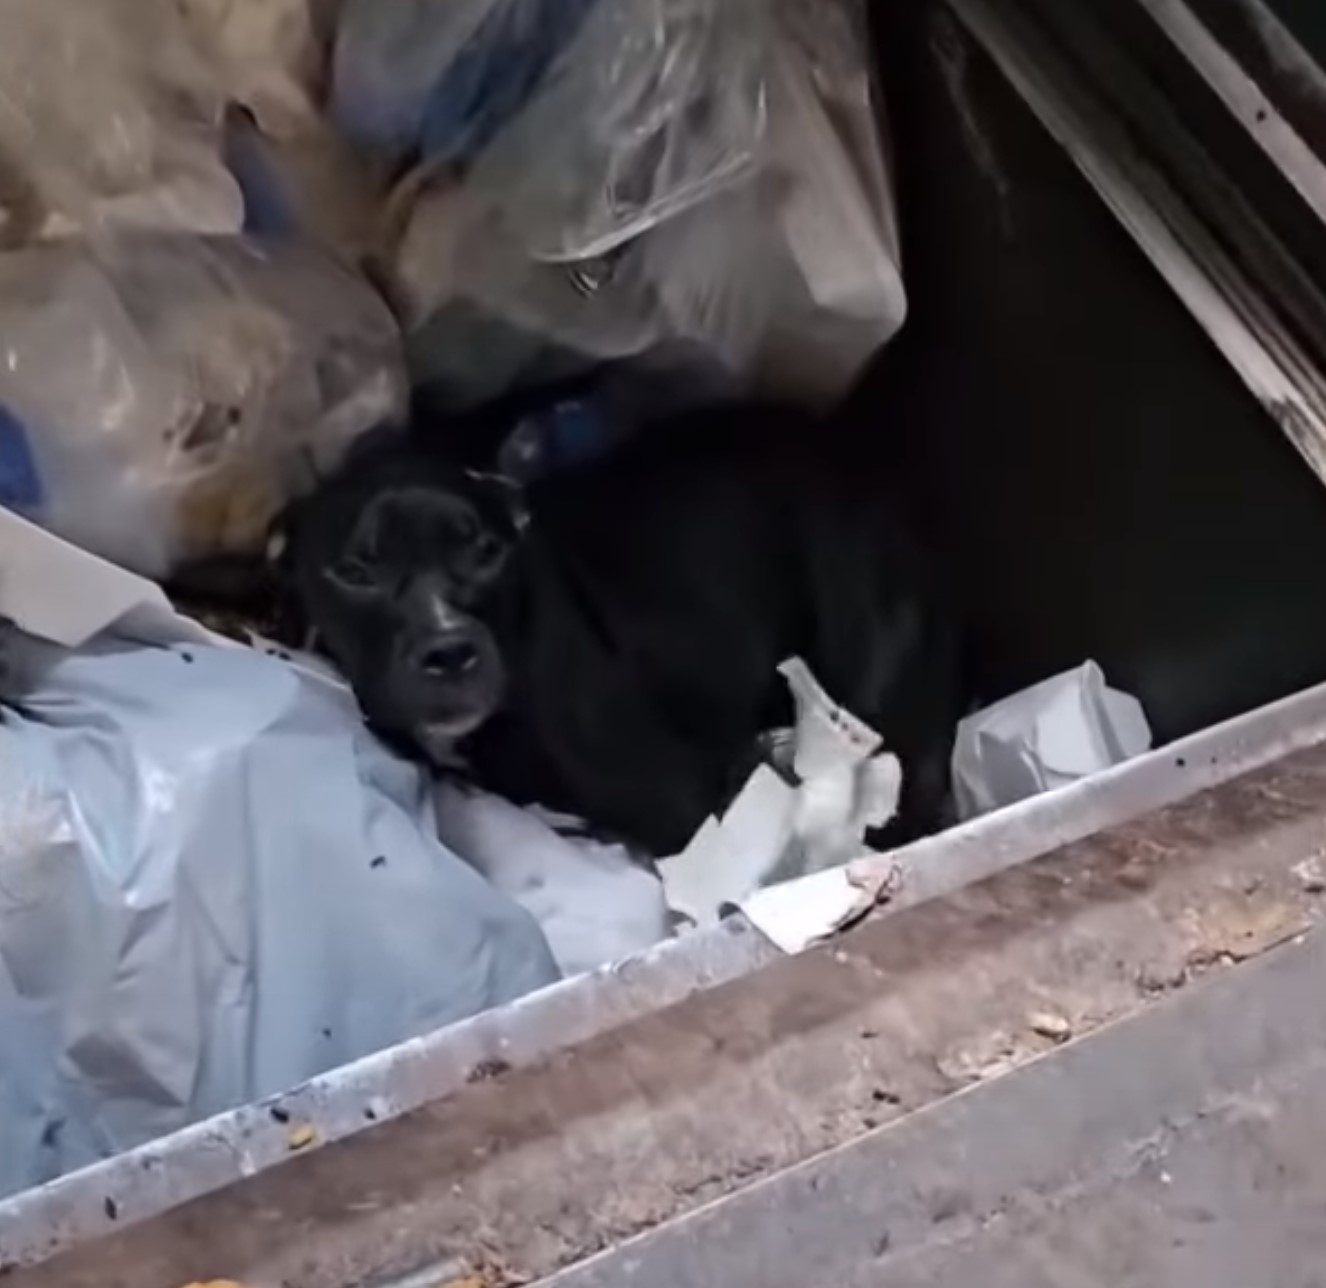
(412, 634), (481, 679)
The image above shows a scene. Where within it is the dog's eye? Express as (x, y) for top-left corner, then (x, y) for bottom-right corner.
(329, 556), (380, 593)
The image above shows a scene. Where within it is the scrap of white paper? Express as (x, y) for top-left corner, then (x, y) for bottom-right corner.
(0, 508), (218, 648)
(659, 766), (798, 929)
(740, 859), (900, 955)
(739, 866), (864, 954)
(660, 657), (903, 936)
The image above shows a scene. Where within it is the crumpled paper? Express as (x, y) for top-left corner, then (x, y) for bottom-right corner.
(660, 657), (901, 930)
(952, 660), (1152, 821)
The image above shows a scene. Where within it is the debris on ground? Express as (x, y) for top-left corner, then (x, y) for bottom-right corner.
(1137, 961), (1189, 995)
(1029, 1011), (1073, 1043)
(937, 1032), (1031, 1087)
(1186, 899), (1312, 967)
(1293, 856), (1326, 895)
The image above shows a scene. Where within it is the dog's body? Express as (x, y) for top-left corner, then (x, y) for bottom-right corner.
(284, 404), (961, 857)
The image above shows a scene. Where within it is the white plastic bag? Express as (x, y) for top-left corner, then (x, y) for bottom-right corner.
(435, 782), (672, 978)
(0, 236), (408, 579)
(952, 662), (1154, 821)
(0, 0), (243, 243)
(0, 628), (559, 1198)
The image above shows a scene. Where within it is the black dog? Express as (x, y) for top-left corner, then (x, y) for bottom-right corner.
(280, 404), (961, 857)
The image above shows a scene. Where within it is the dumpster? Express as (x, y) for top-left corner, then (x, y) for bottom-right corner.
(7, 0), (1326, 1284)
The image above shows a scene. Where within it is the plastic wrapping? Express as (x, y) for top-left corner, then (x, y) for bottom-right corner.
(458, 0), (769, 262)
(224, 107), (385, 259)
(395, 179), (777, 408)
(335, 0), (766, 250)
(952, 662), (1154, 821)
(0, 628), (559, 1199)
(0, 236), (408, 580)
(376, 0), (903, 408)
(0, 0), (243, 243)
(335, 0), (600, 169)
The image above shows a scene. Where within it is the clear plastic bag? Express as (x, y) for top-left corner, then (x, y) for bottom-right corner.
(335, 0), (765, 257)
(334, 0), (597, 165)
(394, 179), (774, 408)
(223, 107), (385, 261)
(0, 0), (243, 243)
(0, 236), (408, 580)
(179, 0), (339, 140)
(462, 0), (770, 262)
(385, 0), (905, 408)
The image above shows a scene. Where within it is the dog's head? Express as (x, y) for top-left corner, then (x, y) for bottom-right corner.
(278, 437), (527, 757)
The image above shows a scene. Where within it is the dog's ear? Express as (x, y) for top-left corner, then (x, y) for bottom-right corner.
(465, 469), (530, 536)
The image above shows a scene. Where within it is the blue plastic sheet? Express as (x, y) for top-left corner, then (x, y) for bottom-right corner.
(0, 630), (558, 1198)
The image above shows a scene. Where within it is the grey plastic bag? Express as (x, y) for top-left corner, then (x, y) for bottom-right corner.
(0, 630), (558, 1198)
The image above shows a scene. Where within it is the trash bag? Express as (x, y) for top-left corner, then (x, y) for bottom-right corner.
(951, 662), (1154, 821)
(0, 0), (243, 244)
(223, 107), (385, 259)
(374, 0), (903, 408)
(0, 235), (407, 580)
(334, 0), (602, 172)
(179, 0), (339, 140)
(0, 627), (559, 1199)
(447, 0), (769, 262)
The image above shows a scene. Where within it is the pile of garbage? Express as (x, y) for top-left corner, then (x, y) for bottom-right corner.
(0, 0), (904, 583)
(0, 0), (1154, 1197)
